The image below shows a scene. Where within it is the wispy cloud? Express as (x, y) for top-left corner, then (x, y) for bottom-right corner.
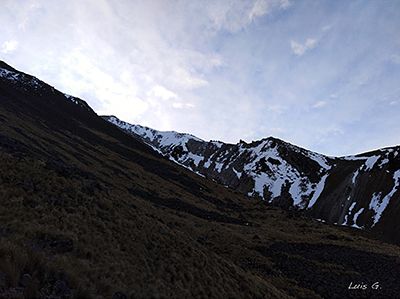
(206, 0), (290, 33)
(322, 25), (332, 32)
(290, 39), (318, 56)
(312, 101), (327, 108)
(173, 103), (195, 109)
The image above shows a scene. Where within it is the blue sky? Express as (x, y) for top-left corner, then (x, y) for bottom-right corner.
(1, 0), (399, 156)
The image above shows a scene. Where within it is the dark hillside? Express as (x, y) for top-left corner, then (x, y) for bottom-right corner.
(1, 61), (400, 298)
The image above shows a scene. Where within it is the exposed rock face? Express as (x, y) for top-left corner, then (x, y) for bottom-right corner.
(104, 115), (400, 243)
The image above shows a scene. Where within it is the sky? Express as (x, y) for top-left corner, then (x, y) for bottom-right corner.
(1, 0), (399, 156)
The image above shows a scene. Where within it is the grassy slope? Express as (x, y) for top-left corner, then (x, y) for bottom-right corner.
(0, 71), (400, 298)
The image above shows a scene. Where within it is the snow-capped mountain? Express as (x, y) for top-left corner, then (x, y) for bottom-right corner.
(103, 116), (332, 207)
(104, 115), (400, 241)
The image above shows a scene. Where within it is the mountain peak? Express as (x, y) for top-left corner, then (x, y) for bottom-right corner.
(106, 115), (400, 243)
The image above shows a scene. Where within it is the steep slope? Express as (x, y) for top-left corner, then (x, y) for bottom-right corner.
(104, 116), (400, 244)
(1, 61), (400, 298)
(103, 116), (332, 206)
(313, 149), (400, 244)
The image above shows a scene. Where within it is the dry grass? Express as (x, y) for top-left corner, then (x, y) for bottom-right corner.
(1, 95), (400, 298)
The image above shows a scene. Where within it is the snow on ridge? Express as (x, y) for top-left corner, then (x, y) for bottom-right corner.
(0, 67), (45, 90)
(344, 153), (383, 173)
(108, 116), (204, 150)
(64, 93), (84, 106)
(0, 67), (16, 79)
(156, 131), (192, 151)
(149, 128), (203, 146)
(0, 67), (21, 82)
(369, 170), (400, 227)
(211, 141), (224, 148)
(306, 152), (331, 170)
(341, 155), (367, 161)
(109, 117), (157, 143)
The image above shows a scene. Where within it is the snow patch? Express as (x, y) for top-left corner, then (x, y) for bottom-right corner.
(342, 155), (366, 161)
(369, 170), (400, 227)
(351, 169), (360, 184)
(352, 208), (364, 229)
(232, 167), (242, 179)
(214, 161), (225, 173)
(186, 152), (203, 167)
(203, 160), (211, 168)
(343, 201), (356, 225)
(289, 177), (313, 208)
(364, 155), (379, 171)
(307, 173), (329, 208)
(378, 158), (389, 168)
(306, 152), (331, 170)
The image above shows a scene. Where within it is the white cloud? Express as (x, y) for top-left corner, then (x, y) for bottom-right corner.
(322, 25), (332, 32)
(173, 103), (195, 109)
(279, 0), (291, 9)
(290, 38), (318, 56)
(2, 40), (19, 53)
(312, 101), (327, 108)
(172, 103), (183, 109)
(148, 85), (178, 100)
(249, 0), (290, 21)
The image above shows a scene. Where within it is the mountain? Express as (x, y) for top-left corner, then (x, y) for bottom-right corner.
(103, 116), (400, 245)
(1, 60), (400, 298)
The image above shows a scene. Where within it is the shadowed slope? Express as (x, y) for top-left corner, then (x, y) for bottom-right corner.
(1, 61), (399, 298)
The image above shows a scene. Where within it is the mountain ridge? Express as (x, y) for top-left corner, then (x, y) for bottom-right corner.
(103, 115), (400, 244)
